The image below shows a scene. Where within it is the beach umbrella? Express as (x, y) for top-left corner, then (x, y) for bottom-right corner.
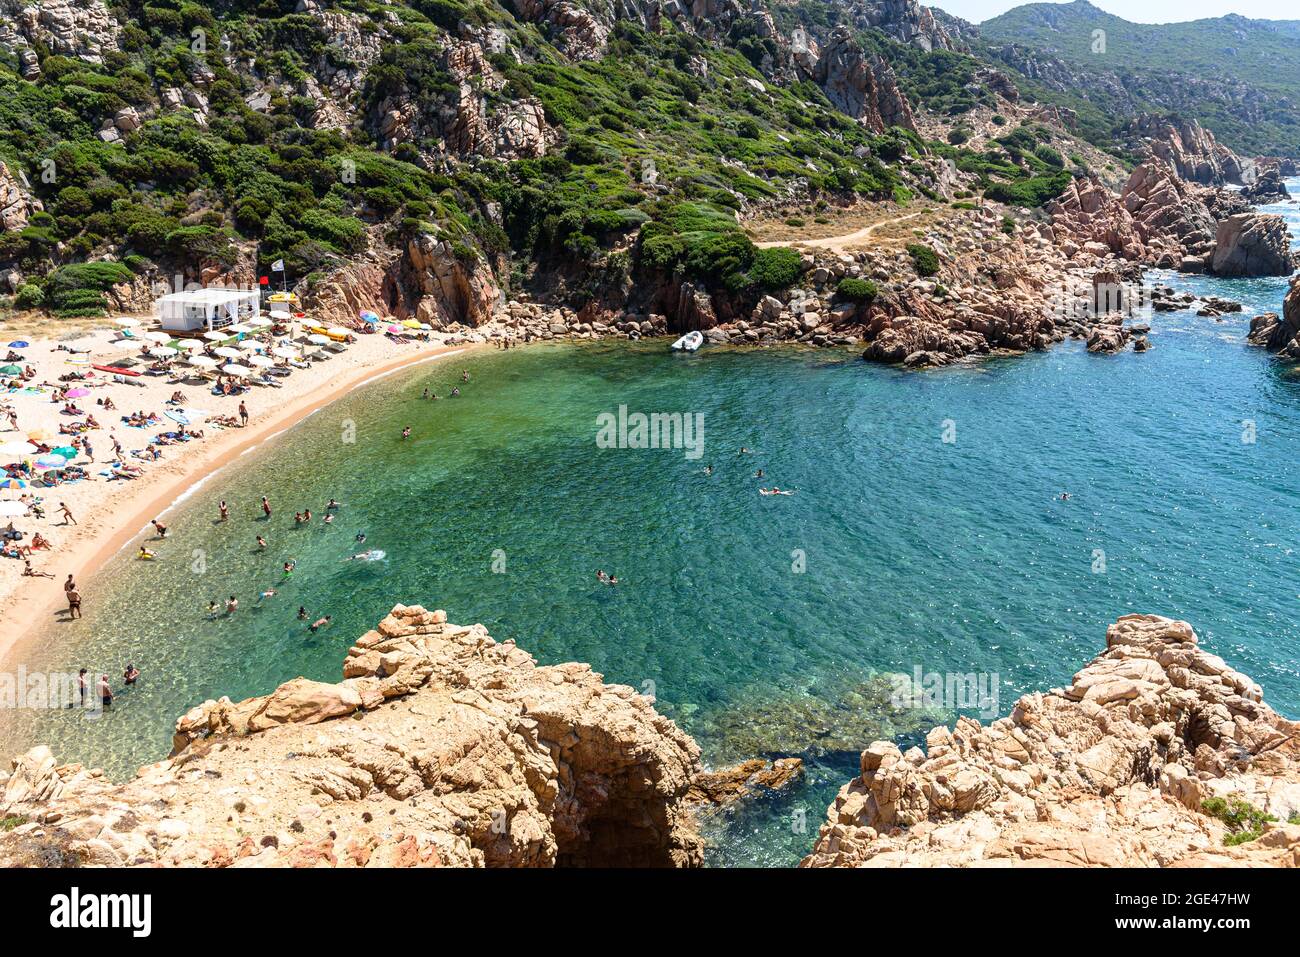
(7, 340), (28, 348)
(214, 346), (241, 359)
(0, 501), (26, 517)
(174, 339), (204, 351)
(0, 364), (21, 376)
(247, 355), (275, 367)
(25, 429), (50, 442)
(0, 478), (28, 489)
(203, 331), (228, 342)
(0, 441), (38, 457)
(269, 308), (291, 320)
(144, 331), (173, 344)
(187, 355), (219, 369)
(222, 363), (252, 377)
(114, 317), (140, 327)
(35, 453), (68, 468)
(227, 323), (253, 334)
(65, 387), (90, 398)
(148, 346), (179, 358)
(306, 334), (330, 346)
(237, 339), (262, 351)
(50, 446), (77, 459)
(272, 347), (299, 360)
(360, 310), (379, 322)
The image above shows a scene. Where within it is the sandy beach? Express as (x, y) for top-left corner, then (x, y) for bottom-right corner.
(0, 318), (476, 668)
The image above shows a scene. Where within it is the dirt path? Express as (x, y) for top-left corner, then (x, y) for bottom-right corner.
(753, 210), (930, 252)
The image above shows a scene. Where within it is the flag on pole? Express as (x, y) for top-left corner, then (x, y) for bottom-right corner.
(271, 259), (285, 272)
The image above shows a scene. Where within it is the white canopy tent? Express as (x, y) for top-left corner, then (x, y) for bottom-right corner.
(156, 288), (261, 334)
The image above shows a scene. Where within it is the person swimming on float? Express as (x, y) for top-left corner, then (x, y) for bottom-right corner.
(137, 546), (156, 560)
(283, 559), (296, 576)
(759, 487), (794, 496)
(258, 588), (276, 602)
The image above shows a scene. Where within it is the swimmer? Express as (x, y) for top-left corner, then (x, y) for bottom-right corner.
(703, 464), (713, 476)
(226, 595), (238, 615)
(323, 513), (334, 525)
(401, 426), (411, 440)
(450, 387), (460, 398)
(256, 535), (267, 550)
(309, 615), (332, 632)
(596, 570), (609, 583)
(355, 532), (366, 544)
(261, 496), (272, 517)
(123, 663), (139, 686)
(1059, 492), (1071, 501)
(297, 606), (309, 621)
(755, 469), (764, 479)
(137, 546), (156, 560)
(258, 588), (276, 601)
(326, 499), (340, 510)
(422, 388), (429, 400)
(218, 500), (229, 522)
(283, 560), (296, 575)
(759, 487), (794, 496)
(207, 600), (219, 618)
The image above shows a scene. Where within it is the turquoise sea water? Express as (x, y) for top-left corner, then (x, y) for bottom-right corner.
(3, 184), (1300, 867)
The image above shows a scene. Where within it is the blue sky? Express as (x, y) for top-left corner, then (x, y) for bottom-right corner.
(936, 0), (1297, 24)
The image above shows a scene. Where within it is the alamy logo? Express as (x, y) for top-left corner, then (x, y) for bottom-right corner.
(596, 405), (704, 460)
(49, 888), (152, 937)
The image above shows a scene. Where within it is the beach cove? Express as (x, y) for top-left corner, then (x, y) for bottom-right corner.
(6, 214), (1300, 864)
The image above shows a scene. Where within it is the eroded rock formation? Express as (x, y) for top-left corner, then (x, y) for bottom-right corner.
(0, 160), (41, 232)
(812, 30), (916, 133)
(1123, 114), (1244, 186)
(1246, 276), (1300, 358)
(0, 605), (704, 868)
(803, 615), (1300, 868)
(1209, 212), (1295, 277)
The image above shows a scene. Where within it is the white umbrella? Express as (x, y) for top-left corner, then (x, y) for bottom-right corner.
(326, 327), (351, 338)
(222, 363), (252, 377)
(0, 440), (38, 457)
(237, 339), (262, 351)
(175, 339), (204, 351)
(187, 355), (219, 369)
(227, 324), (253, 334)
(0, 501), (27, 517)
(247, 355), (275, 367)
(306, 334), (330, 346)
(269, 309), (291, 320)
(214, 346), (242, 359)
(248, 317), (272, 328)
(114, 317), (141, 327)
(144, 331), (173, 344)
(203, 331), (228, 342)
(148, 346), (178, 358)
(272, 347), (300, 360)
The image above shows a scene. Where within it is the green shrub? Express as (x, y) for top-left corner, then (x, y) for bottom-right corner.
(906, 242), (940, 277)
(835, 277), (878, 303)
(1201, 797), (1276, 845)
(14, 284), (45, 309)
(749, 247), (801, 291)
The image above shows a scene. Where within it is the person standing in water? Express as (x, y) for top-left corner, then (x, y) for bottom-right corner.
(66, 587), (82, 620)
(151, 518), (168, 538)
(123, 663), (139, 686)
(226, 595), (238, 615)
(401, 426), (411, 440)
(98, 674), (113, 710)
(262, 496), (272, 518)
(219, 500), (230, 522)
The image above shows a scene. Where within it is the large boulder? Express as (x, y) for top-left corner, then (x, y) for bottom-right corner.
(1246, 277), (1300, 357)
(1210, 213), (1295, 277)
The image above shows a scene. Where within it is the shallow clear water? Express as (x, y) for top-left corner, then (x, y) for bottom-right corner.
(3, 184), (1300, 868)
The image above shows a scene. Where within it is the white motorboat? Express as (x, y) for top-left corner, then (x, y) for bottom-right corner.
(671, 331), (703, 352)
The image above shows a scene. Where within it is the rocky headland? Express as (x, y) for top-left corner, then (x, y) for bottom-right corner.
(802, 615), (1300, 868)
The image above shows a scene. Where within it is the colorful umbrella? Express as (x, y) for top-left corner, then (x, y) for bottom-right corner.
(65, 388), (90, 398)
(35, 454), (68, 468)
(50, 446), (78, 459)
(7, 341), (28, 348)
(359, 311), (379, 323)
(0, 478), (29, 489)
(0, 364), (21, 376)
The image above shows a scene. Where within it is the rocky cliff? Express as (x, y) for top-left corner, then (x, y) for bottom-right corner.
(803, 615), (1300, 868)
(0, 605), (705, 867)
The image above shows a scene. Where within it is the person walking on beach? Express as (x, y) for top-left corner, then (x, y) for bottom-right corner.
(59, 502), (76, 525)
(67, 587), (82, 619)
(239, 401), (249, 427)
(98, 674), (112, 710)
(111, 433), (124, 460)
(219, 500), (230, 522)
